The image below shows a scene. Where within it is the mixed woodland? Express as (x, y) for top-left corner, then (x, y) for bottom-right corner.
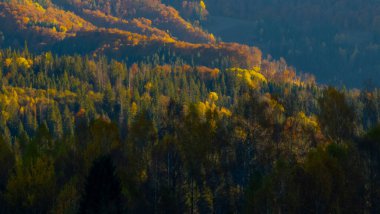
(0, 0), (379, 213)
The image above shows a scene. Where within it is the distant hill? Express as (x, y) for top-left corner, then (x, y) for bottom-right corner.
(161, 0), (380, 87)
(2, 0), (380, 87)
(197, 0), (380, 87)
(0, 0), (263, 69)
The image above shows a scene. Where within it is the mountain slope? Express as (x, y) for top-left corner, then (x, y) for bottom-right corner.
(199, 0), (380, 87)
(0, 0), (95, 48)
(0, 0), (262, 68)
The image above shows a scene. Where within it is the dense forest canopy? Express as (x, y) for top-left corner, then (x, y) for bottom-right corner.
(0, 0), (379, 213)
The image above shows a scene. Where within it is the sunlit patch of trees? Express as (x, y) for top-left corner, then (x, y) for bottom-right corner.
(0, 0), (95, 42)
(0, 0), (268, 72)
(50, 0), (214, 43)
(228, 67), (267, 89)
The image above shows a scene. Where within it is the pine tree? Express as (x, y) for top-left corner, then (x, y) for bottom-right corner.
(79, 155), (122, 214)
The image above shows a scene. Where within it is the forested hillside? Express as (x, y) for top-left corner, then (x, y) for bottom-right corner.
(0, 0), (379, 213)
(0, 0), (267, 69)
(0, 47), (379, 213)
(195, 0), (380, 87)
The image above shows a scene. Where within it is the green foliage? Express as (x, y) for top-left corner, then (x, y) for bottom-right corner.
(0, 49), (377, 213)
(246, 143), (366, 213)
(318, 87), (356, 142)
(5, 157), (56, 213)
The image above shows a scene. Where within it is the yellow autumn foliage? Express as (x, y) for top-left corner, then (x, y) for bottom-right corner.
(209, 33), (215, 42)
(16, 57), (33, 69)
(234, 127), (247, 142)
(1, 111), (9, 121)
(297, 112), (319, 129)
(59, 26), (68, 33)
(33, 2), (46, 13)
(208, 92), (218, 102)
(220, 107), (232, 117)
(211, 68), (220, 77)
(19, 106), (25, 114)
(131, 102), (138, 116)
(250, 70), (267, 83)
(197, 101), (207, 115)
(144, 82), (153, 91)
(22, 17), (30, 24)
(0, 86), (81, 123)
(5, 58), (12, 67)
(228, 67), (267, 89)
(88, 91), (103, 101)
(198, 101), (216, 114)
(196, 97), (232, 119)
(200, 0), (206, 10)
(252, 66), (261, 72)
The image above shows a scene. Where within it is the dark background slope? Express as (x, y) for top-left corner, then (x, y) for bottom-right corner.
(197, 0), (380, 87)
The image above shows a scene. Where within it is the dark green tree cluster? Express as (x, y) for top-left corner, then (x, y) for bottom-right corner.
(0, 48), (379, 213)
